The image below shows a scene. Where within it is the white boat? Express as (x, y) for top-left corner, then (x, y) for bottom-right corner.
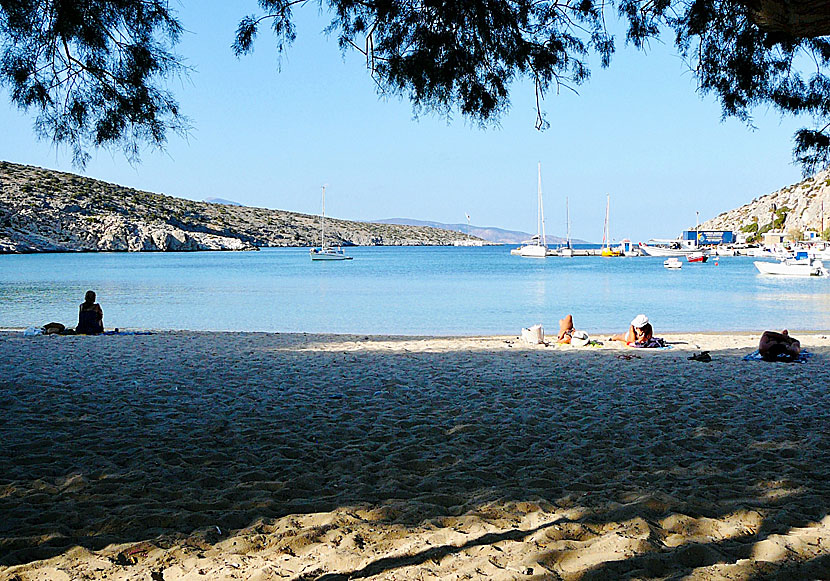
(754, 258), (827, 276)
(808, 246), (830, 260)
(639, 240), (702, 257)
(512, 163), (548, 258)
(310, 186), (352, 261)
(664, 257), (682, 269)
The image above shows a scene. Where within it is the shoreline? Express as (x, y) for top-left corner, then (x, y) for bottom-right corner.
(1, 331), (828, 579)
(4, 328), (830, 336)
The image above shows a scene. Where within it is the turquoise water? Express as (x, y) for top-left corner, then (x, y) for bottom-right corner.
(2, 246), (830, 334)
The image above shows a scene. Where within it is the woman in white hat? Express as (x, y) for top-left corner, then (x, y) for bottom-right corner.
(609, 314), (653, 345)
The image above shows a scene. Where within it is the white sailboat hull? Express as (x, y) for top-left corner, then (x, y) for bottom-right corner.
(311, 248), (352, 260)
(512, 244), (547, 258)
(311, 185), (352, 261)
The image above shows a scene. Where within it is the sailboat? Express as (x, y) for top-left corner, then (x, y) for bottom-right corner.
(558, 196), (574, 257)
(600, 194), (621, 257)
(310, 185), (352, 261)
(511, 163), (548, 258)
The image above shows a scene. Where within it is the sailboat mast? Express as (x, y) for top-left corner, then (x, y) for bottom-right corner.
(321, 186), (326, 249)
(538, 162), (546, 247)
(566, 196), (571, 248)
(603, 194), (610, 248)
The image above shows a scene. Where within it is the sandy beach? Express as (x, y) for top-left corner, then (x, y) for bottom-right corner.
(1, 330), (828, 580)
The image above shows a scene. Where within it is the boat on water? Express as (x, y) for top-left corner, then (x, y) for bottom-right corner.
(664, 257), (682, 269)
(310, 185), (352, 261)
(687, 251), (708, 263)
(600, 194), (621, 257)
(511, 163), (548, 258)
(639, 240), (702, 257)
(557, 196), (574, 257)
(754, 255), (828, 277)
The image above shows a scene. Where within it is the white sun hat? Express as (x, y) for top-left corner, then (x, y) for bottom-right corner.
(570, 330), (590, 347)
(631, 314), (649, 328)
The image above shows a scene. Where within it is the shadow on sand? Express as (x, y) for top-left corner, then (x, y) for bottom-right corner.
(0, 332), (828, 578)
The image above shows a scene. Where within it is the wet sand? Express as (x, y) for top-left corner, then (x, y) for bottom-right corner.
(0, 330), (828, 580)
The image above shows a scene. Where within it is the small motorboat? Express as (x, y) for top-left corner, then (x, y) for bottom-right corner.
(754, 258), (827, 277)
(687, 251), (708, 263)
(664, 257), (682, 269)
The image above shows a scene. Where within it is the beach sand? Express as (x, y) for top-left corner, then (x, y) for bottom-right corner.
(1, 330), (829, 580)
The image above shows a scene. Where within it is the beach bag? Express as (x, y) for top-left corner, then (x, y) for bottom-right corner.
(42, 322), (66, 335)
(521, 324), (545, 345)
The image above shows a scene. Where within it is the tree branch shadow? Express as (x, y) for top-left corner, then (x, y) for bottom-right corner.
(0, 335), (828, 579)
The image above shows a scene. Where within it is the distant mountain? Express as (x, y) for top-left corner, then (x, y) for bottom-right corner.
(204, 197), (244, 206)
(0, 161), (481, 253)
(374, 218), (589, 245)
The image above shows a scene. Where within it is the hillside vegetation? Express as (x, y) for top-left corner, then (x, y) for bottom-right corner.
(701, 169), (830, 242)
(0, 162), (475, 252)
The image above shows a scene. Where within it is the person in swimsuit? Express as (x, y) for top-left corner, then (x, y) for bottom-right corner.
(76, 290), (104, 335)
(759, 330), (801, 361)
(557, 314), (575, 344)
(609, 314), (653, 345)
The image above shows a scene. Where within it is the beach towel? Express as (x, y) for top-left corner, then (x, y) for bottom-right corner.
(633, 337), (670, 349)
(743, 349), (811, 363)
(102, 330), (154, 336)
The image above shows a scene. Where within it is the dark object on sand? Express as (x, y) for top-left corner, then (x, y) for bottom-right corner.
(688, 351), (712, 362)
(759, 330), (801, 361)
(42, 322), (65, 335)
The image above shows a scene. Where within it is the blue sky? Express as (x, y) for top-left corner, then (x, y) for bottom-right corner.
(0, 3), (807, 242)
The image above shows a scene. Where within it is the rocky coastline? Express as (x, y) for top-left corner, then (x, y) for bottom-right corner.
(0, 161), (478, 253)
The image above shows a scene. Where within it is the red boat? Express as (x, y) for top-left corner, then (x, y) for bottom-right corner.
(687, 251), (709, 263)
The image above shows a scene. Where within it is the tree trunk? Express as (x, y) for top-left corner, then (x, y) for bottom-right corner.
(738, 0), (830, 38)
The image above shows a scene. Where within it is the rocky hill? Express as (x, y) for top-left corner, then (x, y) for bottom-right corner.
(0, 162), (479, 252)
(701, 169), (830, 242)
(373, 218), (589, 245)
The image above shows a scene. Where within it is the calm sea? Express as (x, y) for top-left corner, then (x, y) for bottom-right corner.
(2, 246), (830, 334)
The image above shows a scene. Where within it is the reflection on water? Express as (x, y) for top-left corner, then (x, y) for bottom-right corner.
(1, 248), (830, 334)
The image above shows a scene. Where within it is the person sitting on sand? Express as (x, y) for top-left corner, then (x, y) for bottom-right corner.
(76, 290), (104, 335)
(609, 314), (653, 346)
(759, 330), (801, 361)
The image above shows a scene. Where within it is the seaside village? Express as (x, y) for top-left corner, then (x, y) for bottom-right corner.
(503, 167), (830, 275)
(509, 228), (830, 275)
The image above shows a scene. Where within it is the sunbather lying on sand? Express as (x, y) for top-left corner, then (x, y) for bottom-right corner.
(609, 314), (653, 346)
(557, 315), (575, 344)
(759, 330), (801, 361)
(556, 315), (590, 346)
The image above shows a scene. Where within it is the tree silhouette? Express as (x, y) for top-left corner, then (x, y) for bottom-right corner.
(4, 0), (830, 170)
